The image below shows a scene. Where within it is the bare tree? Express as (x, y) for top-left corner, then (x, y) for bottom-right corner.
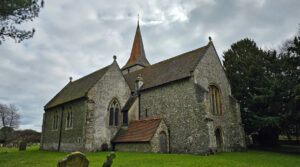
(0, 103), (20, 129)
(0, 103), (8, 128)
(7, 104), (20, 128)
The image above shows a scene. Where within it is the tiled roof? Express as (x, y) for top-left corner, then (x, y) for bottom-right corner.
(44, 65), (110, 109)
(112, 117), (163, 143)
(124, 43), (210, 91)
(122, 96), (137, 111)
(121, 23), (150, 70)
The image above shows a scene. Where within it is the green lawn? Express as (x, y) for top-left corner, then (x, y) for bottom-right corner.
(0, 146), (300, 167)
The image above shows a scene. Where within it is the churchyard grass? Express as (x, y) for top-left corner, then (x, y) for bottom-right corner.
(0, 146), (300, 167)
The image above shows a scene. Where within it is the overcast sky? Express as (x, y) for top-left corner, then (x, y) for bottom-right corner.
(0, 0), (299, 132)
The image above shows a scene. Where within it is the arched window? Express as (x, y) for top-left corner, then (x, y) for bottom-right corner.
(53, 111), (59, 130)
(209, 85), (222, 115)
(109, 98), (120, 126)
(66, 107), (73, 129)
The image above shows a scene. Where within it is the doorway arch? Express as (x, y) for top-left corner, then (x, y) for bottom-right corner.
(159, 132), (167, 153)
(215, 128), (223, 152)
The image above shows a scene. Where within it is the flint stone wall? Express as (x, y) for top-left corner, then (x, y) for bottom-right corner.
(139, 78), (210, 154)
(114, 143), (151, 152)
(139, 44), (246, 154)
(85, 62), (131, 152)
(150, 119), (169, 153)
(193, 44), (246, 152)
(40, 99), (87, 152)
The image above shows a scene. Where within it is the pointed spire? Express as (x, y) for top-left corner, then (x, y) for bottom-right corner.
(122, 17), (150, 71)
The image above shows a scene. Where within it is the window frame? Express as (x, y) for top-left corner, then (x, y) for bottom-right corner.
(52, 111), (59, 130)
(209, 85), (222, 116)
(108, 98), (121, 127)
(123, 110), (128, 125)
(65, 107), (73, 130)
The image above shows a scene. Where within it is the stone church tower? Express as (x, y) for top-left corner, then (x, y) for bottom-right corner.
(40, 21), (246, 154)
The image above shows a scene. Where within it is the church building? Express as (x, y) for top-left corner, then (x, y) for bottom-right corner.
(40, 22), (246, 155)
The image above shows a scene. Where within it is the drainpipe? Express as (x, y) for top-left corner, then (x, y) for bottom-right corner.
(168, 129), (171, 153)
(138, 93), (141, 119)
(57, 106), (64, 151)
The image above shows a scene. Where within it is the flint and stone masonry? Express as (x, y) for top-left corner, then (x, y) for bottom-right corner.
(40, 22), (246, 154)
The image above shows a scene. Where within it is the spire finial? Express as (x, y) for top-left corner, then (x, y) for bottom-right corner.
(137, 14), (139, 25)
(209, 36), (212, 42)
(121, 15), (150, 71)
(113, 55), (117, 61)
(69, 77), (72, 82)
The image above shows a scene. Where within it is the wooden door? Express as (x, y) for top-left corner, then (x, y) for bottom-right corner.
(160, 132), (167, 153)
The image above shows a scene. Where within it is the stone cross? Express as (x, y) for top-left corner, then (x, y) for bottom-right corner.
(57, 152), (89, 167)
(102, 152), (116, 167)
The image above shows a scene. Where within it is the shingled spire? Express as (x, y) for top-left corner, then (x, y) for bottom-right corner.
(121, 19), (150, 72)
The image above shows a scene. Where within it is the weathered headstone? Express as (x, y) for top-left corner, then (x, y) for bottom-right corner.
(7, 143), (13, 148)
(101, 143), (108, 151)
(19, 141), (26, 151)
(102, 152), (116, 167)
(57, 152), (89, 167)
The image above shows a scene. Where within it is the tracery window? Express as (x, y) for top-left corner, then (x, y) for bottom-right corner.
(209, 85), (222, 115)
(53, 111), (59, 130)
(109, 98), (120, 126)
(66, 107), (73, 129)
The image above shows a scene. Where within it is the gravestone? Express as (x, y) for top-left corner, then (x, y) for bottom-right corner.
(19, 141), (26, 151)
(57, 152), (89, 167)
(101, 143), (108, 151)
(102, 152), (116, 167)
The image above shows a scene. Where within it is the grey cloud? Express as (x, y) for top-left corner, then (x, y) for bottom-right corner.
(0, 0), (299, 131)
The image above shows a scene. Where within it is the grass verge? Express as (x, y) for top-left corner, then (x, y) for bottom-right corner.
(0, 146), (299, 167)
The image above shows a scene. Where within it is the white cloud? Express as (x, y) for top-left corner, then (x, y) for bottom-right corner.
(0, 0), (300, 132)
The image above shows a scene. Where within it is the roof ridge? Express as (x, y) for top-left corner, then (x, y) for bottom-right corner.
(71, 64), (111, 84)
(44, 80), (72, 109)
(45, 64), (112, 109)
(125, 44), (210, 75)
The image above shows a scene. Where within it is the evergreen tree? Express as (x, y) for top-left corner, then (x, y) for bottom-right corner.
(224, 35), (300, 145)
(223, 38), (281, 145)
(279, 35), (300, 140)
(0, 0), (44, 44)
